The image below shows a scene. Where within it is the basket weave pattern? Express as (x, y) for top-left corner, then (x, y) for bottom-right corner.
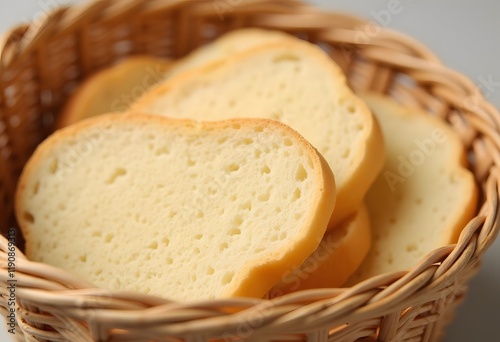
(0, 1), (499, 341)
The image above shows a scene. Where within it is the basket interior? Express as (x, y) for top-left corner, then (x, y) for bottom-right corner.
(0, 1), (499, 341)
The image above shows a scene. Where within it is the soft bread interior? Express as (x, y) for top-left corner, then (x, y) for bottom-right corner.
(346, 94), (477, 284)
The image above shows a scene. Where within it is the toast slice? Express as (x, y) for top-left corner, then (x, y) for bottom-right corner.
(269, 204), (371, 297)
(56, 56), (172, 128)
(132, 39), (384, 228)
(346, 94), (477, 284)
(16, 114), (336, 301)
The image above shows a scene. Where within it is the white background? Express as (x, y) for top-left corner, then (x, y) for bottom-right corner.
(1, 1), (499, 341)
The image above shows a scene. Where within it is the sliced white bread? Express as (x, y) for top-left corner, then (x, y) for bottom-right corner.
(169, 28), (293, 77)
(56, 56), (172, 128)
(16, 114), (336, 301)
(346, 94), (477, 284)
(269, 204), (371, 297)
(132, 39), (384, 228)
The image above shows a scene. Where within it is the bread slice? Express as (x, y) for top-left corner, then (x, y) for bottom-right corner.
(56, 56), (172, 128)
(169, 28), (293, 77)
(346, 94), (477, 284)
(16, 114), (336, 301)
(132, 39), (384, 228)
(269, 204), (371, 297)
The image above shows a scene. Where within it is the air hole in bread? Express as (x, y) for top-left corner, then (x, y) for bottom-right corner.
(294, 213), (302, 220)
(347, 105), (356, 114)
(254, 149), (262, 158)
(217, 137), (228, 144)
(168, 211), (177, 218)
(221, 272), (234, 285)
(231, 215), (243, 228)
(155, 146), (170, 156)
(254, 126), (264, 133)
(231, 123), (241, 130)
(273, 53), (300, 63)
(292, 188), (301, 202)
(23, 211), (35, 224)
(261, 165), (270, 175)
(194, 247), (201, 255)
(356, 124), (364, 131)
(207, 266), (215, 275)
(225, 163), (240, 172)
(92, 231), (101, 238)
(33, 181), (40, 195)
(283, 138), (293, 146)
(406, 244), (418, 253)
(295, 165), (308, 182)
(241, 138), (253, 145)
(106, 168), (127, 184)
(258, 190), (271, 202)
(162, 237), (170, 247)
(342, 148), (351, 159)
(228, 100), (236, 108)
(194, 234), (203, 240)
(166, 257), (173, 265)
(228, 228), (241, 236)
(239, 201), (252, 211)
(79, 255), (87, 262)
(148, 241), (158, 250)
(104, 234), (114, 243)
(49, 159), (58, 174)
(219, 242), (228, 252)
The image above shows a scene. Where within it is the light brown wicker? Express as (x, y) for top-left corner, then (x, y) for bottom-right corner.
(0, 0), (499, 341)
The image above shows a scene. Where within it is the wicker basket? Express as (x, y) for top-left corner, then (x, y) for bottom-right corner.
(1, 0), (499, 341)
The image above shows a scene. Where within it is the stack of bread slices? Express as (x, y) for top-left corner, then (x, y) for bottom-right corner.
(16, 29), (477, 302)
